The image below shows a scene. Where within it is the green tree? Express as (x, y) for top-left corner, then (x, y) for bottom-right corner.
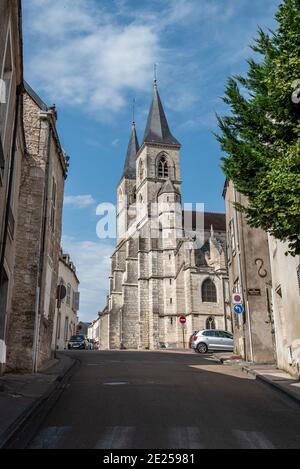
(217, 0), (300, 255)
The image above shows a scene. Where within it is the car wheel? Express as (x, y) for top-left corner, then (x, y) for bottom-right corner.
(197, 343), (208, 354)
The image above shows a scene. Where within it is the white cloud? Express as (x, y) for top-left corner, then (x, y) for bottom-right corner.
(62, 236), (114, 323)
(64, 194), (96, 209)
(23, 0), (279, 122)
(24, 0), (160, 117)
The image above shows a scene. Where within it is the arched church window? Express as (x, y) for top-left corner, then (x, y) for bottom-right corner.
(139, 160), (144, 181)
(206, 316), (216, 330)
(202, 278), (217, 303)
(158, 156), (169, 178)
(130, 187), (136, 205)
(119, 188), (123, 206)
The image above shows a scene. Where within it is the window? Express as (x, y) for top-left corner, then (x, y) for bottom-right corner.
(202, 279), (217, 303)
(170, 298), (173, 304)
(0, 268), (9, 339)
(131, 187), (136, 204)
(169, 279), (172, 285)
(57, 312), (61, 340)
(119, 188), (123, 206)
(158, 156), (169, 178)
(66, 284), (71, 306)
(64, 317), (69, 342)
(139, 160), (144, 180)
(73, 291), (80, 312)
(170, 317), (173, 325)
(0, 133), (4, 175)
(229, 219), (236, 255)
(206, 316), (216, 330)
(50, 178), (57, 232)
(203, 330), (216, 337)
(0, 28), (13, 141)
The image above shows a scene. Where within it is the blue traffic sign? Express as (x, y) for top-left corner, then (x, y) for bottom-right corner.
(233, 304), (244, 315)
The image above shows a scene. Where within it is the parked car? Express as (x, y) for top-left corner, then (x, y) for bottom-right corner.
(87, 338), (98, 350)
(192, 329), (234, 354)
(189, 331), (198, 349)
(68, 335), (89, 350)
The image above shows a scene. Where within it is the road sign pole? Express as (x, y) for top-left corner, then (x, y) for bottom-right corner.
(182, 325), (185, 349)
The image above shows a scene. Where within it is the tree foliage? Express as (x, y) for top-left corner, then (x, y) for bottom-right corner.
(217, 0), (300, 255)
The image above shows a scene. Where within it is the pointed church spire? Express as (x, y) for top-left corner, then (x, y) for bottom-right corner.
(143, 83), (180, 147)
(122, 123), (139, 179)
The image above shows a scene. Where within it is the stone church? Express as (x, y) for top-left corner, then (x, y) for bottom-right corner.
(104, 83), (231, 350)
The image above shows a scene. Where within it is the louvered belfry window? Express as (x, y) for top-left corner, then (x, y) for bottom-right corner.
(158, 156), (169, 178)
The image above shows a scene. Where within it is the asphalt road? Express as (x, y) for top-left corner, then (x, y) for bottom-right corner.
(27, 350), (300, 449)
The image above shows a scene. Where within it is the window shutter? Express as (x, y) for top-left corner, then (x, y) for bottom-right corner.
(73, 292), (80, 311)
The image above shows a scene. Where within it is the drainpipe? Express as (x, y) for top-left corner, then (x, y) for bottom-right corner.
(222, 277), (228, 331)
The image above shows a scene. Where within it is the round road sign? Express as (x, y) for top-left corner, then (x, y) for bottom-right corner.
(233, 304), (245, 315)
(179, 315), (187, 324)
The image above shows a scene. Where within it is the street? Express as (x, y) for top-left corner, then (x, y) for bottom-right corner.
(27, 351), (300, 449)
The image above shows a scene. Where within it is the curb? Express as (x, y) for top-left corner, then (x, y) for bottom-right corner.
(242, 366), (300, 406)
(0, 356), (78, 449)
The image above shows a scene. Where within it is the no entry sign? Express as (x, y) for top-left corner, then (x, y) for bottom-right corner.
(179, 315), (187, 324)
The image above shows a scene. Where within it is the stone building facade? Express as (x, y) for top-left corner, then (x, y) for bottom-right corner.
(223, 180), (275, 363)
(104, 84), (231, 350)
(88, 316), (100, 344)
(5, 83), (68, 372)
(268, 238), (300, 378)
(98, 307), (110, 350)
(0, 0), (25, 374)
(52, 251), (80, 351)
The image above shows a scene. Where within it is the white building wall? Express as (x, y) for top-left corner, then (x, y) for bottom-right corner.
(52, 256), (79, 351)
(269, 237), (300, 378)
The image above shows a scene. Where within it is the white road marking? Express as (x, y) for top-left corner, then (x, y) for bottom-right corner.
(95, 426), (135, 449)
(168, 427), (205, 449)
(233, 430), (275, 449)
(103, 381), (129, 386)
(29, 426), (71, 449)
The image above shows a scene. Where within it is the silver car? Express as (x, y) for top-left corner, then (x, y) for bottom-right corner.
(192, 329), (234, 354)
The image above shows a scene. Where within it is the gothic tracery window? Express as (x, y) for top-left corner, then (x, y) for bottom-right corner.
(158, 156), (169, 178)
(202, 278), (217, 303)
(206, 316), (216, 330)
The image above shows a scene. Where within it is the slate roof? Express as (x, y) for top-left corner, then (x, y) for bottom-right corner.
(24, 81), (48, 111)
(183, 211), (226, 232)
(122, 124), (139, 179)
(143, 85), (180, 147)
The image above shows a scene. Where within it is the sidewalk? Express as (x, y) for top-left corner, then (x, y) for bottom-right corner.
(213, 353), (300, 405)
(0, 354), (77, 449)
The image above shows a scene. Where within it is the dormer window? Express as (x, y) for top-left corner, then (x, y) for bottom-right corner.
(158, 156), (169, 178)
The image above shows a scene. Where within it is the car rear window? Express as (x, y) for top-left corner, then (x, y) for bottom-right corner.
(70, 336), (84, 341)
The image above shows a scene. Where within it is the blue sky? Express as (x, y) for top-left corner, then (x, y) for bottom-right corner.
(22, 0), (281, 322)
